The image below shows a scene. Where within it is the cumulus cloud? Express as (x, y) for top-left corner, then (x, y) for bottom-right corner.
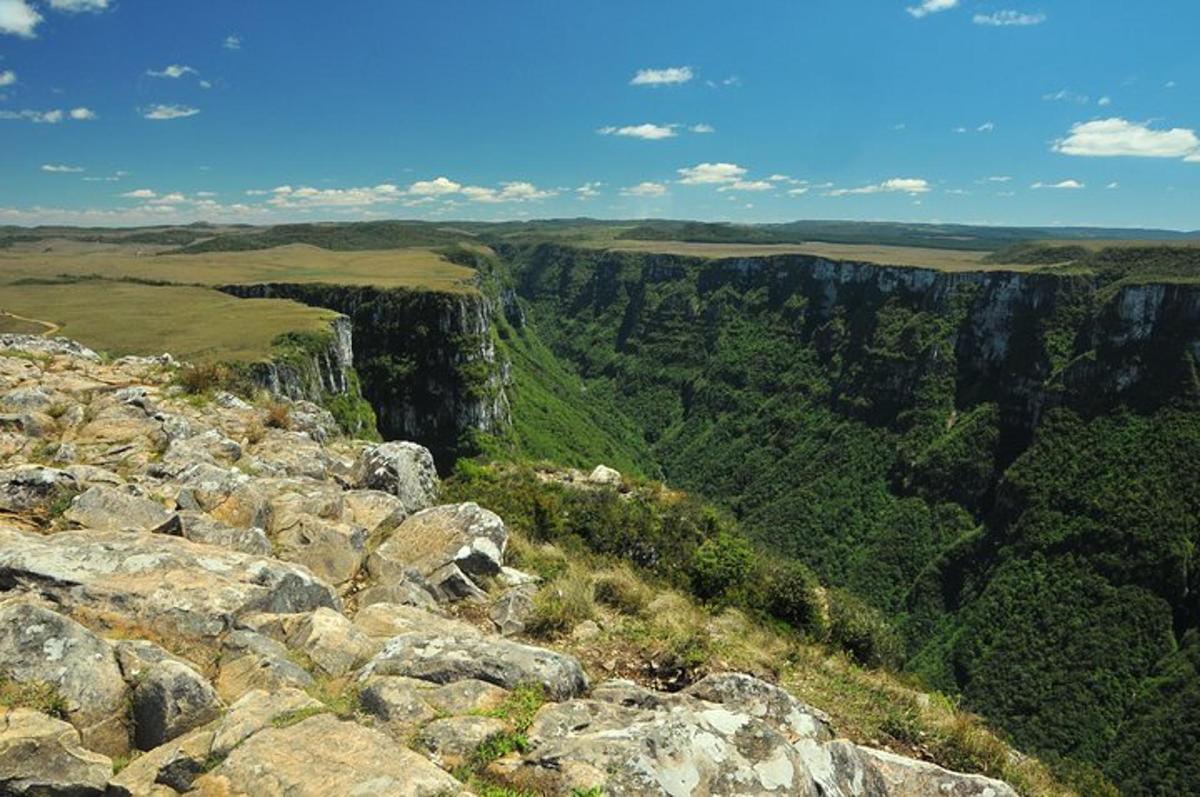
(1098, 96), (1112, 107)
(268, 183), (401, 208)
(907, 0), (958, 19)
(408, 176), (462, 196)
(828, 178), (931, 196)
(598, 123), (677, 140)
(787, 187), (810, 196)
(0, 70), (15, 86)
(0, 0), (41, 37)
(1054, 118), (1200, 160)
(147, 64), (198, 79)
(41, 164), (84, 172)
(986, 176), (1012, 182)
(120, 188), (156, 198)
(677, 162), (747, 185)
(1031, 179), (1084, 189)
(69, 107), (95, 120)
(223, 34), (241, 50)
(1106, 181), (1120, 189)
(461, 181), (556, 203)
(630, 66), (693, 86)
(690, 123), (715, 133)
(622, 182), (668, 197)
(973, 10), (1046, 26)
(141, 104), (200, 120)
(977, 121), (995, 133)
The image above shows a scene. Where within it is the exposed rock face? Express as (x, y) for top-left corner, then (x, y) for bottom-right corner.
(0, 336), (1021, 797)
(0, 708), (113, 796)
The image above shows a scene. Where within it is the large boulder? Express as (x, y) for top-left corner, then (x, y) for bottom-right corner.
(353, 442), (438, 515)
(0, 602), (128, 756)
(287, 607), (378, 677)
(273, 513), (368, 588)
(806, 741), (1019, 797)
(0, 708), (113, 796)
(490, 679), (820, 796)
(367, 502), (507, 602)
(210, 687), (325, 758)
(63, 485), (177, 533)
(684, 672), (833, 743)
(0, 528), (339, 640)
(215, 630), (313, 702)
(0, 465), (77, 514)
(132, 659), (224, 749)
(192, 713), (466, 796)
(109, 726), (214, 794)
(361, 631), (588, 701)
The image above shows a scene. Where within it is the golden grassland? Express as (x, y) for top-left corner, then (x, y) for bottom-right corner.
(0, 282), (339, 362)
(597, 239), (1045, 271)
(0, 243), (479, 291)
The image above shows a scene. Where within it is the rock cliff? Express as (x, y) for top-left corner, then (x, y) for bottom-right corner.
(0, 333), (1017, 797)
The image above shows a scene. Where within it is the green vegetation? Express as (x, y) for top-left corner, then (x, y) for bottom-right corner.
(489, 241), (1200, 794)
(0, 676), (69, 718)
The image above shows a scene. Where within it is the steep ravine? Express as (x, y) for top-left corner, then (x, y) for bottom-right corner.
(220, 282), (511, 471)
(497, 243), (1200, 795)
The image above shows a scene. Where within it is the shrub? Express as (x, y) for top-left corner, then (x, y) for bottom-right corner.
(690, 531), (757, 603)
(765, 559), (828, 638)
(177, 362), (232, 395)
(827, 587), (903, 669)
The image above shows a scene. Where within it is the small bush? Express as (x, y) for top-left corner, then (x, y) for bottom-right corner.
(827, 588), (903, 669)
(177, 362), (232, 395)
(593, 566), (652, 615)
(245, 419), (266, 444)
(265, 401), (291, 430)
(765, 560), (828, 638)
(691, 531), (757, 603)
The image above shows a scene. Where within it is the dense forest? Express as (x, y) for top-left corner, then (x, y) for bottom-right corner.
(482, 243), (1200, 795)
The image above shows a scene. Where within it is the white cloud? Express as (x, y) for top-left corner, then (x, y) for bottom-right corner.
(718, 180), (773, 192)
(973, 10), (1046, 26)
(223, 34), (241, 50)
(576, 182), (602, 199)
(148, 192), (188, 206)
(690, 123), (715, 134)
(1054, 117), (1200, 160)
(0, 108), (63, 123)
(199, 80), (212, 89)
(408, 176), (462, 196)
(786, 187), (809, 196)
(196, 191), (217, 197)
(1043, 89), (1089, 104)
(120, 188), (156, 198)
(907, 0), (958, 19)
(977, 121), (995, 133)
(953, 126), (967, 134)
(828, 178), (931, 196)
(677, 162), (747, 185)
(460, 181), (556, 203)
(630, 66), (693, 86)
(41, 163), (83, 172)
(1106, 182), (1120, 189)
(986, 175), (1012, 182)
(1031, 179), (1084, 189)
(598, 123), (677, 140)
(0, 69), (15, 86)
(1098, 96), (1111, 106)
(47, 0), (109, 11)
(245, 189), (270, 196)
(0, 0), (41, 37)
(268, 183), (402, 208)
(141, 104), (200, 120)
(147, 64), (198, 79)
(69, 107), (95, 120)
(622, 181), (668, 197)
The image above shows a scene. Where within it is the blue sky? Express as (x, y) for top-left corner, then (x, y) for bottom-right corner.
(1, 0), (1198, 229)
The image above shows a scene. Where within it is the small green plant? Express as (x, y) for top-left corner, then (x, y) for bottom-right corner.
(526, 572), (595, 638)
(480, 683), (545, 733)
(0, 676), (69, 718)
(592, 567), (652, 616)
(306, 678), (362, 719)
(270, 705), (329, 729)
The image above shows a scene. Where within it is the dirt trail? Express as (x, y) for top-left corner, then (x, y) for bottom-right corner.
(0, 311), (61, 336)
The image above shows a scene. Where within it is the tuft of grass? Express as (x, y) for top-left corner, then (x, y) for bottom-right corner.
(177, 362), (234, 395)
(270, 705), (330, 729)
(526, 569), (596, 639)
(264, 401), (291, 430)
(479, 683), (546, 733)
(111, 751), (142, 775)
(592, 566), (652, 616)
(305, 677), (362, 719)
(0, 676), (69, 718)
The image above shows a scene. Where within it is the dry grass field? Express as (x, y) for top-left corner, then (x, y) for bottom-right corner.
(598, 239), (1035, 271)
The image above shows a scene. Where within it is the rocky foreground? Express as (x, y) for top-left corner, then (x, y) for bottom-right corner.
(0, 334), (1018, 796)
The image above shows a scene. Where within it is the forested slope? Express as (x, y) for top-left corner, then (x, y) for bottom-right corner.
(493, 242), (1200, 795)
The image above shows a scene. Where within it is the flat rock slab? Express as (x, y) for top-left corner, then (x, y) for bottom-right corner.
(362, 631), (588, 701)
(0, 527), (339, 640)
(809, 741), (1020, 797)
(193, 713), (466, 797)
(0, 708), (113, 796)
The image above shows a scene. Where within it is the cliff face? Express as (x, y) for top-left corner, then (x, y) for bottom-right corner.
(220, 283), (511, 470)
(248, 315), (355, 400)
